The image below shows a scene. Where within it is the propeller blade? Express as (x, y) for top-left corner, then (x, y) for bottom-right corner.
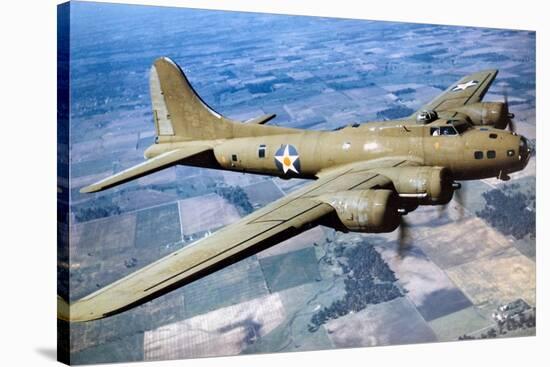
(503, 87), (517, 133)
(397, 216), (410, 258)
(508, 118), (517, 133)
(526, 138), (536, 156)
(454, 184), (465, 219)
(438, 182), (464, 220)
(437, 203), (447, 219)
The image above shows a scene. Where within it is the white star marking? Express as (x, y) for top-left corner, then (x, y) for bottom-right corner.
(452, 80), (478, 91)
(275, 145), (299, 174)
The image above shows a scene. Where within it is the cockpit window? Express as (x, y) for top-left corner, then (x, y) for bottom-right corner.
(453, 122), (469, 135)
(431, 126), (458, 136)
(440, 126), (458, 135)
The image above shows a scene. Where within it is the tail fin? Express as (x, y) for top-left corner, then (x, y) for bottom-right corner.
(149, 57), (236, 141)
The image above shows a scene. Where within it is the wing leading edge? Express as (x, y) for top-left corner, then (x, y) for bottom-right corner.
(60, 158), (415, 322)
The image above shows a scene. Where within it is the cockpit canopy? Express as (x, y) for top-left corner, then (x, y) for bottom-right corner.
(452, 120), (470, 134)
(430, 125), (457, 136)
(416, 110), (439, 124)
(429, 119), (471, 136)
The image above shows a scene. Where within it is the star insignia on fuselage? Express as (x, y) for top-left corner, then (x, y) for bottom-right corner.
(452, 80), (479, 92)
(274, 144), (300, 174)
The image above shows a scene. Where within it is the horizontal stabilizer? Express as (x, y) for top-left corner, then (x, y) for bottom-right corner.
(80, 145), (211, 193)
(245, 113), (276, 125)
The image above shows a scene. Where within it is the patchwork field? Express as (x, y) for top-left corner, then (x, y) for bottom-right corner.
(178, 193), (241, 235)
(64, 3), (536, 364)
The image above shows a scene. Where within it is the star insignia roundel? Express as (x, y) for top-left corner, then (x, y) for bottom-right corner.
(451, 80), (479, 92)
(274, 144), (301, 174)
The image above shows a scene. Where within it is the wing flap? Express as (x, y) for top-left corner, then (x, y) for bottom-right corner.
(80, 145), (211, 193)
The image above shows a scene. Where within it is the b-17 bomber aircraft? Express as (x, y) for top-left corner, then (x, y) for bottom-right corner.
(58, 57), (531, 322)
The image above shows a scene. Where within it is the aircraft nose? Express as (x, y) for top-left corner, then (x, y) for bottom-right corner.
(518, 135), (531, 168)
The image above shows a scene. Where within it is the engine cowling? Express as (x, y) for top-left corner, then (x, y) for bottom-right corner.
(451, 102), (509, 129)
(376, 166), (454, 205)
(316, 189), (400, 233)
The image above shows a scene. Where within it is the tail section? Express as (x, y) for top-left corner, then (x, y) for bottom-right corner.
(79, 58), (295, 194)
(149, 57), (236, 141)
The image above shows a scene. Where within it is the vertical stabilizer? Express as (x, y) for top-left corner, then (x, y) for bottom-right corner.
(149, 57), (235, 140)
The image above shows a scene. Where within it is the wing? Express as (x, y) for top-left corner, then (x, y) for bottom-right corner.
(80, 145), (211, 193)
(59, 158), (416, 322)
(412, 70), (498, 115)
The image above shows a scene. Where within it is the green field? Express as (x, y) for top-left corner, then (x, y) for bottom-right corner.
(135, 203), (181, 248)
(182, 256), (269, 318)
(260, 247), (321, 293)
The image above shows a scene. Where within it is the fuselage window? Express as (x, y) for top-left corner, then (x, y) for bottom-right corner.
(507, 149), (515, 157)
(231, 154), (238, 162)
(489, 133), (498, 139)
(487, 150), (496, 159)
(474, 151), (484, 159)
(258, 144), (266, 158)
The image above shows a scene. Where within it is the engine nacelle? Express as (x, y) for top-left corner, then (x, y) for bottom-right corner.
(450, 102), (509, 129)
(376, 166), (454, 205)
(316, 189), (400, 233)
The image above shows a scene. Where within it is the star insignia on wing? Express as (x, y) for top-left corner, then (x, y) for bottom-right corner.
(274, 144), (300, 174)
(452, 80), (479, 92)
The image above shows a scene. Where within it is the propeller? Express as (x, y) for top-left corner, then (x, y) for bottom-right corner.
(438, 182), (464, 220)
(454, 183), (465, 219)
(397, 215), (410, 258)
(503, 88), (516, 133)
(398, 182), (464, 257)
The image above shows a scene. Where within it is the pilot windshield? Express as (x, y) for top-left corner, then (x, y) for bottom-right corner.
(440, 126), (458, 135)
(431, 126), (458, 136)
(453, 122), (469, 134)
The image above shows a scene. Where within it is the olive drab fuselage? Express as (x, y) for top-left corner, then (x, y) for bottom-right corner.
(144, 118), (529, 182)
